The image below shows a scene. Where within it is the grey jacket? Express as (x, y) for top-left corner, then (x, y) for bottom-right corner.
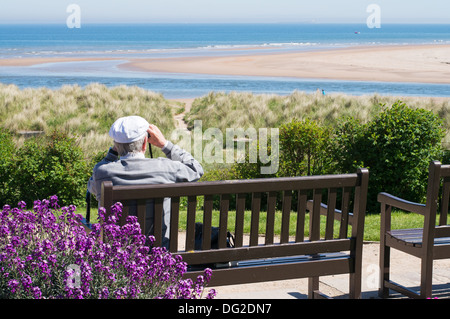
(87, 141), (203, 247)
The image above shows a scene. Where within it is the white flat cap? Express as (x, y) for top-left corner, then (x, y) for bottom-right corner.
(109, 116), (149, 143)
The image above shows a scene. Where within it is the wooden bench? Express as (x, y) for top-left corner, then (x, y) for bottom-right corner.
(100, 168), (369, 299)
(378, 161), (450, 299)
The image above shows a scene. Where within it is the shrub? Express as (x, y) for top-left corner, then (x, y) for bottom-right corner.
(7, 131), (91, 207)
(331, 101), (445, 212)
(229, 118), (332, 180)
(278, 119), (332, 177)
(0, 129), (17, 205)
(0, 196), (216, 299)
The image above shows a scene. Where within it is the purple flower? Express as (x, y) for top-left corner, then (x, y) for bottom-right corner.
(32, 287), (42, 299)
(0, 196), (214, 299)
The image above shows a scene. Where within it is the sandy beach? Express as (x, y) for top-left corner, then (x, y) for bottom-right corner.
(1, 44), (450, 85)
(0, 57), (118, 67)
(121, 44), (450, 84)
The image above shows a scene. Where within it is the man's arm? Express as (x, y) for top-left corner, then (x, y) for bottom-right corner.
(87, 147), (119, 199)
(149, 124), (204, 182)
(162, 141), (204, 182)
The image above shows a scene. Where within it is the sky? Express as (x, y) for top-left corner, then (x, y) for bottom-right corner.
(0, 0), (449, 24)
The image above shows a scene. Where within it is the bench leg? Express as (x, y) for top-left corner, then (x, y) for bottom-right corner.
(378, 243), (390, 298)
(308, 277), (319, 299)
(349, 272), (362, 299)
(420, 256), (433, 298)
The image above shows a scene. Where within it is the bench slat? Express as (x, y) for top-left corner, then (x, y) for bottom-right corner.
(153, 198), (164, 247)
(440, 177), (450, 225)
(120, 201), (129, 226)
(169, 197), (180, 252)
(310, 189), (322, 241)
(108, 174), (360, 200)
(219, 194), (230, 249)
(280, 190), (292, 244)
(235, 193), (246, 248)
(250, 192), (261, 247)
(296, 189), (307, 243)
(185, 196), (197, 251)
(202, 195), (214, 250)
(137, 199), (146, 239)
(265, 191), (277, 245)
(325, 188), (338, 240)
(184, 254), (353, 287)
(339, 187), (351, 239)
(179, 238), (353, 265)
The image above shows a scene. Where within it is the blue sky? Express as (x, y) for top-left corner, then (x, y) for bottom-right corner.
(1, 0), (449, 24)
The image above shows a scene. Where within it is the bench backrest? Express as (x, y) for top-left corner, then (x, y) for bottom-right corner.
(100, 168), (368, 265)
(423, 161), (450, 244)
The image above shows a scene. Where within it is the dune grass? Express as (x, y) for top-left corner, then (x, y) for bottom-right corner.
(0, 83), (178, 160)
(3, 85), (450, 159)
(185, 90), (450, 147)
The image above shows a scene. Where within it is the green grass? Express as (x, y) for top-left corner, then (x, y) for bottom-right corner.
(79, 206), (429, 242)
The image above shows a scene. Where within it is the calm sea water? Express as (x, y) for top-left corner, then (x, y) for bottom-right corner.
(0, 23), (449, 98)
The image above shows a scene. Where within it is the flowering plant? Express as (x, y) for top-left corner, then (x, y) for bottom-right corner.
(0, 196), (216, 299)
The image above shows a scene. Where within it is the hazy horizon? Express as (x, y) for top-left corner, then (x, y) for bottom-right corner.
(1, 0), (449, 24)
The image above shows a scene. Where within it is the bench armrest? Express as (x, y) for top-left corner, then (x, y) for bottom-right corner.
(377, 192), (426, 216)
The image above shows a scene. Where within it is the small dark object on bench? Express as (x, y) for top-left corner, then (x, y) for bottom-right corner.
(194, 222), (235, 251)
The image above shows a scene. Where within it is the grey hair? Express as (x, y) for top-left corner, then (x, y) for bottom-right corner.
(114, 136), (146, 156)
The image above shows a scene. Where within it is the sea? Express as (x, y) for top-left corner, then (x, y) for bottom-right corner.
(0, 23), (450, 98)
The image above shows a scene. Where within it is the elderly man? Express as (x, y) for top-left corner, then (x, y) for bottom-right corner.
(87, 115), (203, 248)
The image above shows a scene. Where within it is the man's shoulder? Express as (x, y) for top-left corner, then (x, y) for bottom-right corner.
(97, 157), (177, 172)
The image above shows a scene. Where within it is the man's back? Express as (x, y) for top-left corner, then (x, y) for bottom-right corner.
(87, 117), (203, 248)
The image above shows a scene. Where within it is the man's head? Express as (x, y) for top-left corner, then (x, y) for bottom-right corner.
(109, 116), (149, 156)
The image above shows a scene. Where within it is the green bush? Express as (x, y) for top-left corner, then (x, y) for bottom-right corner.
(278, 119), (332, 177)
(331, 101), (445, 212)
(6, 131), (91, 207)
(228, 118), (332, 180)
(0, 129), (17, 205)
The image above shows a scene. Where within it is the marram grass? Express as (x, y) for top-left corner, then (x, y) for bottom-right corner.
(185, 90), (450, 146)
(0, 83), (178, 159)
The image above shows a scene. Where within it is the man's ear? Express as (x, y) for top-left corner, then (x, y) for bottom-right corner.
(141, 136), (147, 152)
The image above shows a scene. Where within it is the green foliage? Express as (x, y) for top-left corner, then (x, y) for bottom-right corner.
(0, 129), (17, 205)
(331, 101), (445, 212)
(5, 131), (91, 207)
(278, 119), (332, 177)
(222, 101), (445, 213)
(228, 118), (332, 180)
